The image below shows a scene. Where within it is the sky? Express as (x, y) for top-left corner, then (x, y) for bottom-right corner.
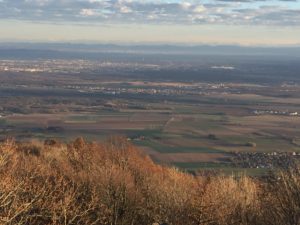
(0, 0), (300, 45)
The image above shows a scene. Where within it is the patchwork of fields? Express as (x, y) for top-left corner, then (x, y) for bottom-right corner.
(1, 65), (300, 175)
(1, 95), (300, 176)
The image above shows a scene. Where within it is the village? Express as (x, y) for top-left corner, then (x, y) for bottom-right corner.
(232, 151), (300, 169)
(253, 110), (298, 116)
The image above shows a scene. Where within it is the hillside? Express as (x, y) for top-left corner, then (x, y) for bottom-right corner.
(0, 137), (299, 225)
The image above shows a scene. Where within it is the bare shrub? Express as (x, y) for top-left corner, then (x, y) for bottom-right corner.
(0, 137), (297, 225)
(262, 168), (300, 225)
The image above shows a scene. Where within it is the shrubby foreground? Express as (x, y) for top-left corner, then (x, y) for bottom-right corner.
(0, 137), (299, 225)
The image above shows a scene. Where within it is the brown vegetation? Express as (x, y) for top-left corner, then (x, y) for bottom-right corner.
(0, 137), (299, 225)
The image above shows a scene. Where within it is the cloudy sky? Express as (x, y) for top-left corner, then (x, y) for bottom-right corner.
(0, 0), (299, 45)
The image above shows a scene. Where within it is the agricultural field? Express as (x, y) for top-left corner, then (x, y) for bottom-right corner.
(1, 58), (300, 175)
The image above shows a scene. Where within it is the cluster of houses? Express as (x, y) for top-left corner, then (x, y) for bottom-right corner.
(253, 110), (298, 116)
(232, 152), (300, 169)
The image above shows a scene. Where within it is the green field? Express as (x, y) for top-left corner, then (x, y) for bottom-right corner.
(134, 139), (225, 153)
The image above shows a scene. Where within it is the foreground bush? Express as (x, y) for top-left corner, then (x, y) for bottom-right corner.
(0, 137), (298, 225)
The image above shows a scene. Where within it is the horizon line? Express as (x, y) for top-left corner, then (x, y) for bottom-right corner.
(1, 41), (300, 48)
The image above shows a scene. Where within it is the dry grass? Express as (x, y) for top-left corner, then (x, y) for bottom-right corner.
(0, 137), (298, 225)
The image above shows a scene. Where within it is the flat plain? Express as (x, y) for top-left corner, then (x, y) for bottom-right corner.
(1, 56), (300, 175)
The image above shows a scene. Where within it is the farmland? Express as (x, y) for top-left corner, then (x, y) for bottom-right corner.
(1, 57), (300, 175)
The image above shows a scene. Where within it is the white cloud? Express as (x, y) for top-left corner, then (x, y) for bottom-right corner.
(80, 8), (96, 16)
(119, 5), (132, 13)
(0, 0), (299, 26)
(181, 2), (192, 10)
(193, 5), (206, 13)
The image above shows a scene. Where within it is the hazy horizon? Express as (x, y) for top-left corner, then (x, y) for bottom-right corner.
(1, 40), (300, 48)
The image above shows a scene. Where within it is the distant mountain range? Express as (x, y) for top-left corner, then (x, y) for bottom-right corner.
(0, 42), (300, 59)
